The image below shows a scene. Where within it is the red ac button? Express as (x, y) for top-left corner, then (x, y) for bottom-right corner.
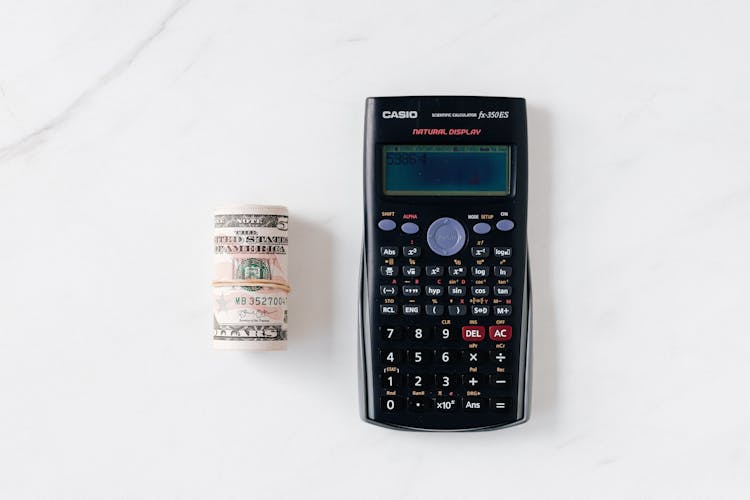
(489, 326), (512, 341)
(461, 326), (485, 341)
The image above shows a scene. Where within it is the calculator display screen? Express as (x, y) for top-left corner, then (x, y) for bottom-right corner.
(383, 145), (511, 196)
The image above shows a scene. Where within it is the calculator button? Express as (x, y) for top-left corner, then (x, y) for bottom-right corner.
(402, 304), (421, 315)
(408, 373), (433, 389)
(408, 397), (433, 412)
(490, 374), (512, 388)
(425, 305), (444, 316)
(462, 397), (488, 412)
(403, 246), (421, 257)
(380, 265), (398, 277)
(496, 219), (515, 231)
(424, 285), (444, 297)
(471, 285), (490, 297)
(461, 326), (485, 341)
(494, 285), (512, 297)
(402, 285), (421, 296)
(380, 349), (402, 364)
(494, 247), (512, 258)
(493, 266), (512, 278)
(436, 374), (459, 389)
(408, 350), (433, 365)
(461, 350), (487, 364)
(463, 374), (486, 389)
(490, 397), (514, 412)
(402, 265), (420, 277)
(380, 326), (403, 341)
(381, 396), (403, 412)
(448, 285), (466, 297)
(471, 266), (489, 278)
(448, 305), (467, 316)
(471, 247), (489, 258)
(425, 265), (444, 277)
(378, 219), (397, 231)
(472, 222), (492, 234)
(381, 373), (403, 388)
(490, 350), (512, 365)
(379, 246), (398, 257)
(427, 217), (467, 257)
(379, 285), (397, 296)
(401, 222), (420, 234)
(380, 305), (397, 315)
(436, 350), (459, 365)
(448, 266), (467, 277)
(493, 305), (512, 316)
(435, 397), (460, 412)
(489, 325), (513, 341)
(435, 326), (456, 341)
(471, 305), (490, 316)
(408, 326), (431, 341)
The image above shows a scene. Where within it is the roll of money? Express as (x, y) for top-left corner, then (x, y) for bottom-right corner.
(212, 205), (290, 350)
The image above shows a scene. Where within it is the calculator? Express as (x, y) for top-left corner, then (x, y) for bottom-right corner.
(358, 96), (531, 431)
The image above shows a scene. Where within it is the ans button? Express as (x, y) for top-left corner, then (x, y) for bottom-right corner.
(401, 222), (420, 234)
(496, 219), (515, 231)
(378, 219), (396, 231)
(472, 222), (491, 234)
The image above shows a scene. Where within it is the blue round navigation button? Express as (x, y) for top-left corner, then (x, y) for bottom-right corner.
(378, 219), (396, 231)
(427, 217), (466, 256)
(472, 222), (491, 235)
(401, 222), (419, 234)
(496, 219), (515, 232)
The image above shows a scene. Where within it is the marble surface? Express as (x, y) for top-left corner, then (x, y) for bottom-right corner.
(1, 1), (749, 498)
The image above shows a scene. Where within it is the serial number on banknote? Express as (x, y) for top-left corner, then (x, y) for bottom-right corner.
(235, 296), (288, 306)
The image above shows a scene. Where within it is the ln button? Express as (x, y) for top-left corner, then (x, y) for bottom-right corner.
(489, 325), (513, 341)
(461, 326), (485, 341)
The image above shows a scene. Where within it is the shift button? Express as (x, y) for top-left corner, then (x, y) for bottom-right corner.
(378, 219), (397, 231)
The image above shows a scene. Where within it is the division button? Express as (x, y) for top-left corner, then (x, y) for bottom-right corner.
(462, 397), (487, 412)
(402, 285), (421, 296)
(494, 247), (512, 258)
(425, 304), (445, 316)
(493, 266), (513, 278)
(496, 219), (515, 232)
(489, 325), (513, 341)
(408, 397), (433, 412)
(401, 222), (420, 234)
(378, 219), (397, 231)
(425, 265), (444, 277)
(448, 305), (467, 316)
(403, 246), (421, 257)
(471, 305), (490, 316)
(471, 247), (489, 258)
(381, 396), (403, 412)
(490, 397), (513, 412)
(402, 304), (421, 315)
(380, 265), (398, 277)
(435, 397), (459, 412)
(379, 285), (397, 296)
(461, 326), (485, 341)
(380, 304), (397, 315)
(379, 246), (398, 257)
(490, 350), (512, 364)
(427, 217), (467, 256)
(472, 222), (492, 234)
(493, 305), (512, 316)
(493, 285), (512, 296)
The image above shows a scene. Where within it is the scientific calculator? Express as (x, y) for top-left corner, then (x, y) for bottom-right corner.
(358, 96), (531, 431)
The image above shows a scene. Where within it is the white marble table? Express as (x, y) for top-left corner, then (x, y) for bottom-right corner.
(1, 1), (748, 498)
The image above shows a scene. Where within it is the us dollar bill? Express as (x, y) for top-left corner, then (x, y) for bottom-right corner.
(213, 205), (289, 350)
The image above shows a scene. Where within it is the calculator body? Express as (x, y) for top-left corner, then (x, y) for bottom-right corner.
(358, 96), (531, 431)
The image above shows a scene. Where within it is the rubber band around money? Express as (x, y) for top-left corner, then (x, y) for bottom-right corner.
(212, 279), (291, 293)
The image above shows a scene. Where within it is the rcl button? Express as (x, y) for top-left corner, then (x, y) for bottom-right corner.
(489, 325), (512, 341)
(461, 326), (485, 341)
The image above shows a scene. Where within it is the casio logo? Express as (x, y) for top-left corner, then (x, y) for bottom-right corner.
(382, 110), (418, 119)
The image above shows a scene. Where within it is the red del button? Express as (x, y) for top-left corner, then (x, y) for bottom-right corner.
(489, 326), (513, 341)
(462, 326), (485, 341)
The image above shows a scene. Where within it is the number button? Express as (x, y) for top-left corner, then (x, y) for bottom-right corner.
(424, 285), (444, 297)
(381, 373), (403, 388)
(436, 350), (459, 365)
(437, 373), (459, 389)
(448, 266), (467, 277)
(380, 265), (398, 277)
(402, 265), (420, 277)
(408, 373), (433, 389)
(408, 326), (431, 341)
(471, 266), (489, 278)
(380, 349), (402, 364)
(403, 246), (421, 257)
(435, 326), (456, 341)
(493, 266), (512, 278)
(380, 326), (403, 341)
(379, 246), (398, 257)
(448, 285), (466, 297)
(381, 396), (403, 412)
(402, 285), (421, 296)
(408, 349), (433, 366)
(425, 265), (444, 277)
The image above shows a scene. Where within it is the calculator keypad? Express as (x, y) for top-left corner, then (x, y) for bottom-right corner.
(373, 213), (519, 421)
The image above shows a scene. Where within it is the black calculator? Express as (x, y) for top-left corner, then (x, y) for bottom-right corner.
(358, 96), (531, 431)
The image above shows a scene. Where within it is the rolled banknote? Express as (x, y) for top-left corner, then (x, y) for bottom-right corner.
(212, 205), (290, 350)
